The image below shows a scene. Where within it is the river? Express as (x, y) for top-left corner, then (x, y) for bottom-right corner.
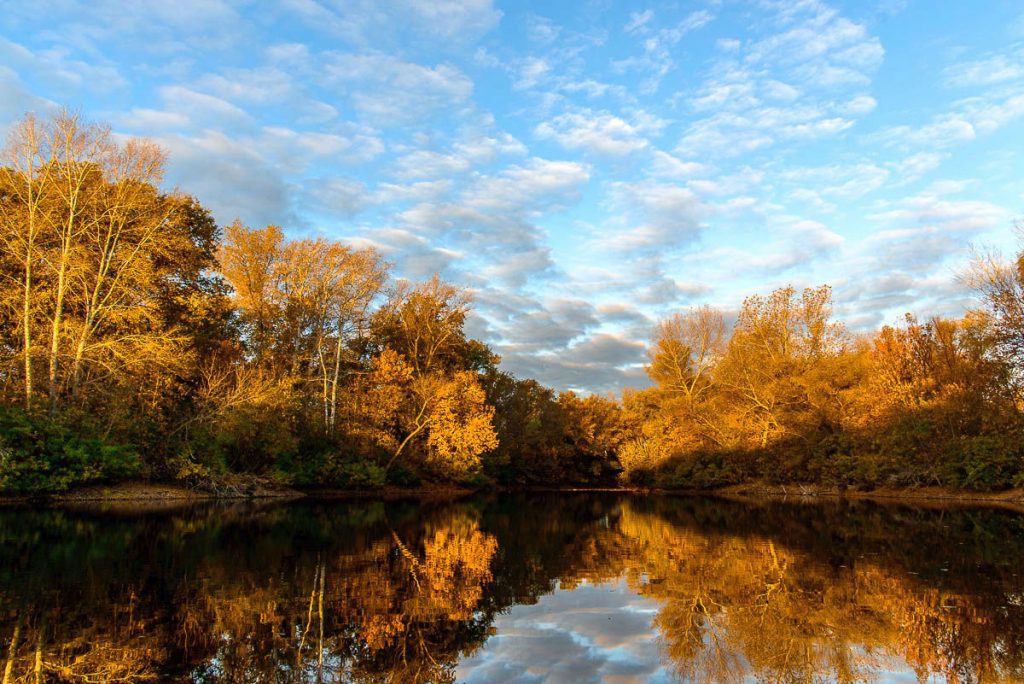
(0, 493), (1021, 682)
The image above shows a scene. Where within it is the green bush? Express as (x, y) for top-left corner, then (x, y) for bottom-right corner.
(656, 450), (748, 489)
(0, 408), (140, 494)
(319, 457), (387, 489)
(457, 470), (491, 489)
(940, 435), (1023, 490)
(388, 463), (422, 487)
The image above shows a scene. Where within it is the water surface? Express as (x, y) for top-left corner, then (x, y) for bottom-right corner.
(1, 493), (1022, 682)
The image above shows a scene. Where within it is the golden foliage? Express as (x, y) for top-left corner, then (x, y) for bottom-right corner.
(425, 372), (498, 476)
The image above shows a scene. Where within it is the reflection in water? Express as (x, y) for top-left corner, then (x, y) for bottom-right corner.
(0, 495), (1023, 682)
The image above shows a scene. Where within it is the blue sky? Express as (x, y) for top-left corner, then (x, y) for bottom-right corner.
(2, 0), (1023, 393)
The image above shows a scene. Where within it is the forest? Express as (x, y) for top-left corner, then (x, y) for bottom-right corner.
(1, 110), (1023, 495)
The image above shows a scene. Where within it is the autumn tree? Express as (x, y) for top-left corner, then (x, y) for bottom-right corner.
(373, 274), (471, 375)
(217, 223), (386, 434)
(718, 284), (845, 449)
(217, 222), (286, 365)
(647, 306), (726, 403)
(966, 235), (1024, 389)
(368, 277), (498, 478)
(0, 111), (204, 421)
(0, 111), (241, 489)
(0, 114), (53, 410)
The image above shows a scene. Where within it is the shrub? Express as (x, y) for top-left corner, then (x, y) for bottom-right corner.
(940, 435), (1023, 490)
(388, 463), (422, 488)
(0, 408), (141, 494)
(319, 457), (387, 489)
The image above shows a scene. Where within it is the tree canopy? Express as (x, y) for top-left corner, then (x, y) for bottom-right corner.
(1, 109), (1023, 495)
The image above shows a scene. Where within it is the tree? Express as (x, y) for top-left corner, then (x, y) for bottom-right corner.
(0, 114), (53, 410)
(424, 371), (498, 477)
(371, 276), (499, 473)
(718, 285), (845, 448)
(646, 306), (726, 403)
(218, 223), (386, 433)
(65, 137), (174, 400)
(43, 111), (116, 413)
(218, 222), (286, 365)
(965, 235), (1024, 389)
(374, 274), (471, 376)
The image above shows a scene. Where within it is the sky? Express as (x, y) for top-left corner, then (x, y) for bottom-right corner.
(2, 0), (1023, 394)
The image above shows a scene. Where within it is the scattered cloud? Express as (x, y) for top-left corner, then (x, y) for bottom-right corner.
(3, 0), (1020, 394)
(535, 110), (652, 156)
(944, 50), (1024, 88)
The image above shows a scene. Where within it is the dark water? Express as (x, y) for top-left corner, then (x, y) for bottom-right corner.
(1, 494), (1023, 683)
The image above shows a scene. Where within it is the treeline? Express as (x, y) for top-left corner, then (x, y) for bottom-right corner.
(0, 111), (616, 493)
(618, 274), (1024, 490)
(1, 109), (1022, 494)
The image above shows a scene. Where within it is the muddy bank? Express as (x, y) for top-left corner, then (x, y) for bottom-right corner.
(702, 482), (1024, 512)
(4, 480), (1024, 512)
(303, 484), (474, 501)
(0, 480), (303, 509)
(0, 480), (475, 508)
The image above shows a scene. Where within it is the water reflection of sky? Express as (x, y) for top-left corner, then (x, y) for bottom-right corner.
(457, 576), (932, 684)
(457, 578), (677, 684)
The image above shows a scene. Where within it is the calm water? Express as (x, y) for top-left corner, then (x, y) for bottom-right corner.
(1, 494), (1023, 683)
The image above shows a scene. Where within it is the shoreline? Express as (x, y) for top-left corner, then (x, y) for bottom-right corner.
(2, 480), (1023, 511)
(695, 483), (1024, 514)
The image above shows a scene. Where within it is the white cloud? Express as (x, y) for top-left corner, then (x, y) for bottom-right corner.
(647, 151), (709, 179)
(154, 129), (295, 227)
(325, 54), (473, 125)
(526, 14), (561, 44)
(837, 94), (877, 115)
(398, 0), (503, 43)
(158, 85), (253, 128)
(393, 150), (473, 179)
(624, 10), (654, 35)
(716, 38), (741, 52)
(605, 181), (709, 252)
(944, 51), (1024, 87)
(109, 107), (190, 131)
(873, 113), (976, 149)
(513, 56), (552, 90)
(535, 111), (651, 156)
(305, 177), (369, 217)
(783, 162), (889, 199)
(463, 158), (591, 214)
(612, 10), (714, 95)
(287, 0), (501, 48)
(746, 11), (884, 81)
(889, 152), (945, 182)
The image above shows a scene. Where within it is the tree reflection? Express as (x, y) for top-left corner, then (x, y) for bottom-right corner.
(0, 496), (1023, 682)
(608, 499), (1024, 683)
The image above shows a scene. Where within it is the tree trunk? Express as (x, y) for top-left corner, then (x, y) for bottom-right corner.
(22, 257), (33, 411)
(329, 325), (344, 432)
(2, 618), (20, 684)
(70, 333), (87, 401)
(47, 252), (68, 415)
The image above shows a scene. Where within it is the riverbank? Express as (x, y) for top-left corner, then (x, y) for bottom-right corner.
(704, 482), (1024, 511)
(3, 480), (1024, 510)
(0, 479), (475, 506)
(53, 479), (301, 502)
